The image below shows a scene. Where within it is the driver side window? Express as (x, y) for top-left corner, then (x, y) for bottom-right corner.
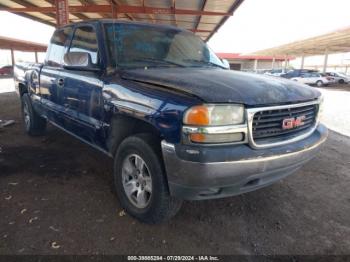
(69, 25), (99, 65)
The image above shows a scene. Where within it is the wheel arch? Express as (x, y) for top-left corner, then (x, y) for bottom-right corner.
(106, 114), (163, 156)
(18, 82), (28, 96)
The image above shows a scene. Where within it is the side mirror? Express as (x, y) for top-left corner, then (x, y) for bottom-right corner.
(221, 59), (230, 70)
(63, 52), (100, 72)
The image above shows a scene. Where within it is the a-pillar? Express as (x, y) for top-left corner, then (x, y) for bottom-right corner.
(35, 51), (38, 63)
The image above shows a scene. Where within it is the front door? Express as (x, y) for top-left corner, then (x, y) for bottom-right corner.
(39, 26), (73, 126)
(60, 24), (104, 146)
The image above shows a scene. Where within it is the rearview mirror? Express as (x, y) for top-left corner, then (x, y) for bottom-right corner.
(221, 59), (230, 70)
(63, 52), (100, 72)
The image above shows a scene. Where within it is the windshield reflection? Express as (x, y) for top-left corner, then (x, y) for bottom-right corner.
(104, 23), (225, 69)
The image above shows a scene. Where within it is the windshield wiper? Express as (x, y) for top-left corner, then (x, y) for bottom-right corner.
(183, 59), (225, 69)
(129, 58), (185, 68)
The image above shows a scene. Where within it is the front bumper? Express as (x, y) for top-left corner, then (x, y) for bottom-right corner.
(162, 124), (328, 200)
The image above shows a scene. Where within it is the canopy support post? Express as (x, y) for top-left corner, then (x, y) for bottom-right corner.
(254, 59), (258, 72)
(55, 0), (69, 27)
(284, 55), (288, 70)
(10, 49), (15, 66)
(300, 55), (305, 69)
(322, 50), (328, 73)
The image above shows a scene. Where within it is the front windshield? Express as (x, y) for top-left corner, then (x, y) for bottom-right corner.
(104, 23), (225, 69)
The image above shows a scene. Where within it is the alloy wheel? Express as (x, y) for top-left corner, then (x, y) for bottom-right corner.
(121, 154), (152, 209)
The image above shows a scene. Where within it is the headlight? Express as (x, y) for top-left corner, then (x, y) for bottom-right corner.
(183, 104), (246, 144)
(183, 104), (244, 126)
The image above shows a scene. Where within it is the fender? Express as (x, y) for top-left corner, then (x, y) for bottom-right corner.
(101, 77), (201, 150)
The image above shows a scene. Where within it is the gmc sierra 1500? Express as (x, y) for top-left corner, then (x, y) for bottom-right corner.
(14, 20), (328, 224)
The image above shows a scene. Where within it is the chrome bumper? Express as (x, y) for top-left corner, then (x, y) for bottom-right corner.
(162, 124), (328, 200)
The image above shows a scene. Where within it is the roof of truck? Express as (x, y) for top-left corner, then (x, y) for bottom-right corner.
(66, 19), (186, 31)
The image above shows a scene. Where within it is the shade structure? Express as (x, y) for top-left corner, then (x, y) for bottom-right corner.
(251, 27), (350, 56)
(0, 0), (244, 41)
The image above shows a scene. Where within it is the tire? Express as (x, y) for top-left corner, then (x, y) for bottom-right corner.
(21, 93), (46, 136)
(339, 79), (345, 84)
(113, 134), (183, 224)
(316, 80), (323, 87)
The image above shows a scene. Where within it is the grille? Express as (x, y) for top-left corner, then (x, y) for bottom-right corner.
(252, 104), (318, 141)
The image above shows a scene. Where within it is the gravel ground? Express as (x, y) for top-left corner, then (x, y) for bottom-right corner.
(0, 81), (350, 255)
(319, 86), (350, 137)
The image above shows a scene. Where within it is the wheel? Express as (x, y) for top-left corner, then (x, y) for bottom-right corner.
(21, 93), (46, 136)
(339, 79), (345, 84)
(316, 80), (323, 87)
(113, 134), (183, 224)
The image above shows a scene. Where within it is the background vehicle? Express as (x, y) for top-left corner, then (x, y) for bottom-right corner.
(13, 20), (327, 224)
(320, 73), (336, 85)
(325, 71), (350, 84)
(281, 69), (318, 79)
(291, 72), (329, 87)
(0, 65), (13, 76)
(264, 69), (289, 77)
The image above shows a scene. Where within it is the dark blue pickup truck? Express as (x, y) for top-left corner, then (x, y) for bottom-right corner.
(14, 20), (328, 223)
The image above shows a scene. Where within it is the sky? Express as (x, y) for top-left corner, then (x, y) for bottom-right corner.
(0, 0), (350, 67)
(208, 0), (350, 54)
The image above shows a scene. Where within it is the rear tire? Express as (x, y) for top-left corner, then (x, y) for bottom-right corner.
(316, 80), (323, 87)
(21, 93), (46, 136)
(113, 134), (183, 224)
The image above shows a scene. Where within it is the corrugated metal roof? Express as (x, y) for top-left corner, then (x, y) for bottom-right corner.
(0, 0), (244, 41)
(217, 53), (293, 61)
(252, 27), (350, 56)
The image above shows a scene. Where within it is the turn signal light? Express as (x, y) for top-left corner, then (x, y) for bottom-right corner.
(183, 105), (209, 126)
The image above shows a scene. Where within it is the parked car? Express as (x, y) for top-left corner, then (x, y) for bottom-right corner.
(325, 72), (350, 84)
(281, 69), (318, 79)
(264, 69), (289, 77)
(291, 72), (329, 87)
(0, 65), (13, 76)
(14, 20), (328, 223)
(320, 73), (336, 85)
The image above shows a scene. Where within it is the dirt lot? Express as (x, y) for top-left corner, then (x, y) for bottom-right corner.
(1, 87), (350, 255)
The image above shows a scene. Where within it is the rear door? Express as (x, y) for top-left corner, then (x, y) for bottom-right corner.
(301, 73), (313, 84)
(39, 26), (73, 125)
(60, 24), (104, 145)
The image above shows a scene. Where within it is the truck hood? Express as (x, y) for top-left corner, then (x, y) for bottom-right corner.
(121, 68), (320, 106)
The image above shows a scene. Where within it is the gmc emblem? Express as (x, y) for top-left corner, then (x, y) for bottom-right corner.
(282, 115), (306, 130)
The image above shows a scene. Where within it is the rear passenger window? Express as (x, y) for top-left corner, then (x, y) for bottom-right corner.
(46, 27), (72, 67)
(69, 26), (99, 65)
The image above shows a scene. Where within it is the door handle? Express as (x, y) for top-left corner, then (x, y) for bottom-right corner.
(57, 78), (64, 87)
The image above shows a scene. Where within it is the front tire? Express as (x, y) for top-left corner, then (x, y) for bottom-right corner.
(316, 80), (323, 87)
(339, 79), (345, 84)
(113, 134), (182, 224)
(21, 93), (46, 136)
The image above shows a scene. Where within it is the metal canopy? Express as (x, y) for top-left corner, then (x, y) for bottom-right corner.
(251, 27), (350, 56)
(0, 0), (244, 41)
(0, 35), (47, 52)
